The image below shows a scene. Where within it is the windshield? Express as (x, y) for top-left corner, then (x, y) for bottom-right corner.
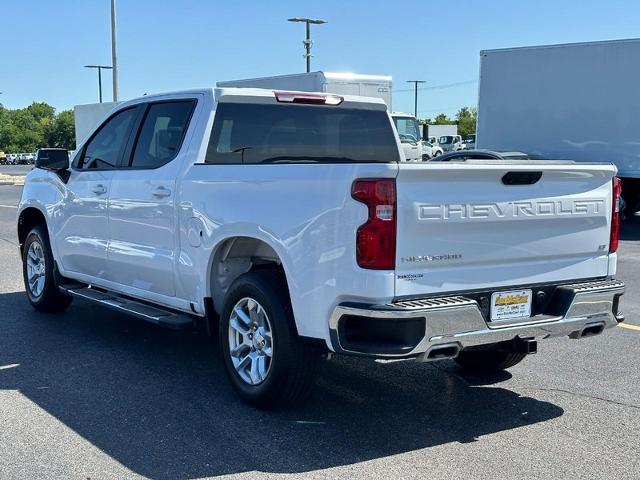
(205, 103), (401, 164)
(464, 134), (476, 142)
(439, 136), (454, 144)
(392, 116), (420, 143)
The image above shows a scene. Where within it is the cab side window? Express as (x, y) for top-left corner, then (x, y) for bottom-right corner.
(79, 108), (137, 169)
(129, 101), (195, 169)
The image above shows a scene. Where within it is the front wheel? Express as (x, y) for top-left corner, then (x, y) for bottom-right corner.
(454, 347), (526, 373)
(22, 225), (72, 312)
(219, 271), (320, 409)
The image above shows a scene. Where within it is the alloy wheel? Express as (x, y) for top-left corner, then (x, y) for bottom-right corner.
(228, 297), (274, 385)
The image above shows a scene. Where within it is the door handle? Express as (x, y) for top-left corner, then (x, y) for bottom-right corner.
(152, 186), (171, 198)
(91, 184), (107, 195)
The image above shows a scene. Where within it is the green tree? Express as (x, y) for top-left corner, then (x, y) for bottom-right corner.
(47, 110), (76, 149)
(26, 102), (55, 123)
(433, 113), (454, 125)
(0, 102), (75, 152)
(456, 106), (477, 138)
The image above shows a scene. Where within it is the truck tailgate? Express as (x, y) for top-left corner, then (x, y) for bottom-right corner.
(395, 161), (616, 297)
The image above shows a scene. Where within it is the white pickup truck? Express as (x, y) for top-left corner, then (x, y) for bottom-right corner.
(18, 87), (625, 409)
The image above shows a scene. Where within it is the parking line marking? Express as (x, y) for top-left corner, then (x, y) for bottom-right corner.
(0, 204), (17, 209)
(619, 323), (640, 332)
(0, 364), (19, 370)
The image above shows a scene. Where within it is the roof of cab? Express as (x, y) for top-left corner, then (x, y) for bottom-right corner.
(100, 86), (389, 112)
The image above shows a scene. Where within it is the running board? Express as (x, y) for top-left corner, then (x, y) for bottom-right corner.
(60, 286), (194, 330)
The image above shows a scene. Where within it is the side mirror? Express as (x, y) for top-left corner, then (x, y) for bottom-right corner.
(35, 149), (69, 170)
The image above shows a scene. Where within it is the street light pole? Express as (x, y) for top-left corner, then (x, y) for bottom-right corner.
(84, 65), (113, 103)
(406, 80), (426, 118)
(111, 0), (119, 101)
(287, 17), (327, 73)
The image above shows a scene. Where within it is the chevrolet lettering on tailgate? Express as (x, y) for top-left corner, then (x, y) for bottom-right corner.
(419, 199), (605, 221)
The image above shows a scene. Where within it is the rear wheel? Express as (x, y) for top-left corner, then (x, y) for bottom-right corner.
(454, 347), (526, 373)
(219, 271), (320, 409)
(22, 225), (72, 312)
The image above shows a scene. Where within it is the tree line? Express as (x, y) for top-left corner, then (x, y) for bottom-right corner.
(0, 102), (76, 153)
(421, 107), (477, 138)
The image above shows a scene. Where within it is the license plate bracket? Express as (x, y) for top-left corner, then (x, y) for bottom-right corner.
(490, 289), (533, 321)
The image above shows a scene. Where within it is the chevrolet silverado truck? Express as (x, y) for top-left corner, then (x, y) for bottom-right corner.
(17, 87), (625, 408)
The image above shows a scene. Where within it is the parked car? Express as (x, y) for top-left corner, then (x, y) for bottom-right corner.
(6, 154), (18, 165)
(463, 134), (476, 149)
(17, 87), (625, 409)
(426, 141), (443, 157)
(431, 149), (546, 162)
(0, 151), (6, 164)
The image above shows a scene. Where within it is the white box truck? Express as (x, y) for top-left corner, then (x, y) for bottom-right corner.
(74, 102), (120, 146)
(218, 72), (428, 162)
(477, 38), (640, 213)
(218, 71), (392, 108)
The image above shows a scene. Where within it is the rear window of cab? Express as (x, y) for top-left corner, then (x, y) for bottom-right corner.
(205, 102), (400, 164)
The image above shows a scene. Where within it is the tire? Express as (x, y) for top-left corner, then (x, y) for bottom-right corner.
(219, 271), (319, 409)
(454, 347), (526, 373)
(22, 225), (72, 312)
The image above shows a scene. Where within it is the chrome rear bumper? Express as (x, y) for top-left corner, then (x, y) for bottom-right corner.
(329, 279), (625, 359)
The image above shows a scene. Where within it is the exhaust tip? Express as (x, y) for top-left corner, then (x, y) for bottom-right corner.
(425, 343), (461, 361)
(570, 322), (606, 339)
(581, 323), (605, 337)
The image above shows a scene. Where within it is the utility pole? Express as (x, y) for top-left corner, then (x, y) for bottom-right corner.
(287, 17), (327, 73)
(111, 0), (119, 101)
(84, 65), (113, 103)
(407, 80), (426, 118)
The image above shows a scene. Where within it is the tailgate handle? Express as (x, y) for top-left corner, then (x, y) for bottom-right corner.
(502, 171), (542, 185)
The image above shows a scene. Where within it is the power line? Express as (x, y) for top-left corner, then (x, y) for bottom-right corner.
(393, 79), (477, 93)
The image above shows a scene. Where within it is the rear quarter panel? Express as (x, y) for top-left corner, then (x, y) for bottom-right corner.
(179, 163), (398, 341)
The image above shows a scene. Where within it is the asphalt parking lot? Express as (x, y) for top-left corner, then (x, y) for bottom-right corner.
(0, 165), (34, 177)
(0, 183), (638, 479)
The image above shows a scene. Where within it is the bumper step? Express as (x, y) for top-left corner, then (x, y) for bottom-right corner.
(61, 285), (193, 329)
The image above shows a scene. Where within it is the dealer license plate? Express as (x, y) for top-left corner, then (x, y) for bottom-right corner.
(490, 289), (533, 321)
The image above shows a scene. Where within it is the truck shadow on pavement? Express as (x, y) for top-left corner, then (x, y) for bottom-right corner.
(621, 214), (640, 241)
(0, 292), (564, 479)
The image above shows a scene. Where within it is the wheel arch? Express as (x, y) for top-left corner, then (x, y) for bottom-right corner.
(17, 206), (48, 254)
(206, 235), (295, 322)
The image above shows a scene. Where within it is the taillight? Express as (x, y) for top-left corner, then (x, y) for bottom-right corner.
(351, 179), (396, 269)
(610, 176), (622, 253)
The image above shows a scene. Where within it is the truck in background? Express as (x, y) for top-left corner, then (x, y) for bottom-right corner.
(423, 124), (457, 141)
(438, 135), (465, 152)
(477, 38), (640, 214)
(390, 112), (426, 161)
(423, 124), (459, 152)
(218, 71), (392, 107)
(74, 102), (121, 147)
(218, 71), (427, 162)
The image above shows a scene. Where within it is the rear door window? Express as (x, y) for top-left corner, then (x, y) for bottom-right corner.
(129, 101), (195, 169)
(205, 103), (400, 164)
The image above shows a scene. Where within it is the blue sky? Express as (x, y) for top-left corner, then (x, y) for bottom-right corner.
(1, 0), (639, 118)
